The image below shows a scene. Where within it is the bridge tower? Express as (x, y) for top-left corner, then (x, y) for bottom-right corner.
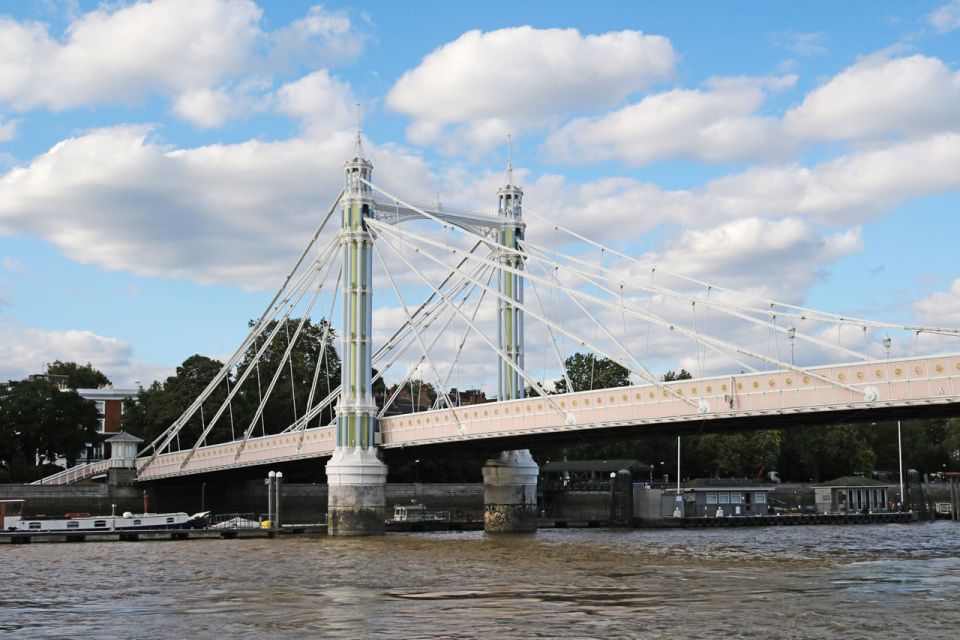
(324, 132), (388, 535)
(482, 149), (539, 533)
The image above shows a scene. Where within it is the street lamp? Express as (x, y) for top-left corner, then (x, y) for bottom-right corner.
(787, 326), (796, 365)
(883, 335), (892, 359)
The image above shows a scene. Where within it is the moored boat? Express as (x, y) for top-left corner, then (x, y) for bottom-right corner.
(1, 499), (210, 532)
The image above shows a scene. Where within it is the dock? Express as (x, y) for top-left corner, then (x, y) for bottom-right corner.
(672, 511), (918, 527)
(0, 528), (276, 544)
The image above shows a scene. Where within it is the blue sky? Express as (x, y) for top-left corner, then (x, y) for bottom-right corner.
(0, 0), (959, 388)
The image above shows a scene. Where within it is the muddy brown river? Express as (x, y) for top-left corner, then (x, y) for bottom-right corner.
(3, 522), (959, 638)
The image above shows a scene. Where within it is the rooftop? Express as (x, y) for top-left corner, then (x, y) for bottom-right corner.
(817, 476), (892, 488)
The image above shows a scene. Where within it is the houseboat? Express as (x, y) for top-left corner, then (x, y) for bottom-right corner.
(1, 499), (210, 532)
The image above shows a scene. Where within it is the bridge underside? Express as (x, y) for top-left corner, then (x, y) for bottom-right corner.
(132, 354), (960, 482)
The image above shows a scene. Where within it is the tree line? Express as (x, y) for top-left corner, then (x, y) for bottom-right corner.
(0, 361), (105, 481)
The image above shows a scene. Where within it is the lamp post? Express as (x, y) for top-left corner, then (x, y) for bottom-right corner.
(883, 335), (892, 359)
(897, 421), (904, 511)
(787, 326), (796, 365)
(201, 482), (206, 512)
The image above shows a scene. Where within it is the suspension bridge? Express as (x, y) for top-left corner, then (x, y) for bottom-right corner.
(35, 132), (960, 535)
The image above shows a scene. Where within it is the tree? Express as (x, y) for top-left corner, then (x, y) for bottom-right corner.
(121, 355), (235, 449)
(779, 424), (876, 482)
(235, 317), (341, 433)
(663, 369), (692, 382)
(683, 430), (782, 478)
(0, 380), (99, 479)
(122, 317), (341, 451)
(46, 360), (111, 389)
(553, 352), (630, 393)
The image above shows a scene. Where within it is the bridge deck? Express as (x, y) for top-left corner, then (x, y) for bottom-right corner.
(135, 354), (960, 481)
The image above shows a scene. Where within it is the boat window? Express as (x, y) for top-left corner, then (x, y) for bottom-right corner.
(29, 522), (41, 529)
(730, 493), (742, 504)
(94, 520), (106, 527)
(67, 521), (79, 528)
(166, 517), (174, 523)
(133, 520), (141, 525)
(755, 493), (767, 504)
(705, 492), (718, 504)
(718, 492), (730, 504)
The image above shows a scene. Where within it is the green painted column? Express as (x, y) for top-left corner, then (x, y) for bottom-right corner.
(484, 160), (538, 533)
(325, 136), (388, 536)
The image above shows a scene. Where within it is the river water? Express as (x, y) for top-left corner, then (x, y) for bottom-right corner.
(3, 521), (959, 639)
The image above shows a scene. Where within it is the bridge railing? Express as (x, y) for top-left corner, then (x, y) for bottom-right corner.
(30, 459), (110, 485)
(379, 354), (960, 447)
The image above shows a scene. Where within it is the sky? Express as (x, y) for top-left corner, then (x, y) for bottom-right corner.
(0, 0), (959, 391)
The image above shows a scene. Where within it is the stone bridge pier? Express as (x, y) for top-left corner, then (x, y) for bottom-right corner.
(482, 449), (539, 533)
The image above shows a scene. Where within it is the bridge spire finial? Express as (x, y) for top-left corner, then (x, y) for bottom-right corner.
(354, 102), (365, 159)
(504, 134), (513, 186)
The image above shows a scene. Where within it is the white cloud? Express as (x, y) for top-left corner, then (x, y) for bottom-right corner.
(0, 322), (171, 387)
(769, 31), (828, 56)
(172, 88), (240, 129)
(641, 218), (861, 300)
(387, 26), (675, 153)
(269, 4), (365, 68)
(273, 70), (356, 136)
(783, 53), (960, 141)
(0, 0), (365, 127)
(545, 76), (796, 166)
(1, 256), (29, 275)
(0, 115), (16, 142)
(0, 125), (435, 289)
(913, 278), (960, 327)
(702, 132), (960, 224)
(929, 1), (960, 32)
(0, 0), (261, 110)
(520, 131), (960, 248)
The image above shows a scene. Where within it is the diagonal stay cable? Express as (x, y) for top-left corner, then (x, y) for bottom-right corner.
(372, 223), (574, 422)
(372, 217), (871, 402)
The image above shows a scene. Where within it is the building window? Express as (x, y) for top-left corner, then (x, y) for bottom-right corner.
(755, 493), (767, 504)
(95, 401), (106, 433)
(706, 492), (718, 504)
(718, 492), (730, 504)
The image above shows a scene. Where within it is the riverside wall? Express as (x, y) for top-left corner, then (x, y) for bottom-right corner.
(3, 480), (947, 524)
(1, 481), (484, 523)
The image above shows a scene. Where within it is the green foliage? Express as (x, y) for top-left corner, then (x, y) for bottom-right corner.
(0, 380), (99, 480)
(553, 352), (630, 393)
(683, 430), (782, 478)
(45, 360), (111, 388)
(663, 369), (692, 382)
(236, 317), (341, 433)
(122, 317), (340, 450)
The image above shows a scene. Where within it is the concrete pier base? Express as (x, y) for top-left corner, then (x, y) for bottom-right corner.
(325, 447), (388, 536)
(482, 449), (539, 533)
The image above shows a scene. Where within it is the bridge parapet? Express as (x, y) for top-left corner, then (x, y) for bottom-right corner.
(128, 354), (960, 482)
(137, 426), (336, 481)
(379, 354), (960, 447)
